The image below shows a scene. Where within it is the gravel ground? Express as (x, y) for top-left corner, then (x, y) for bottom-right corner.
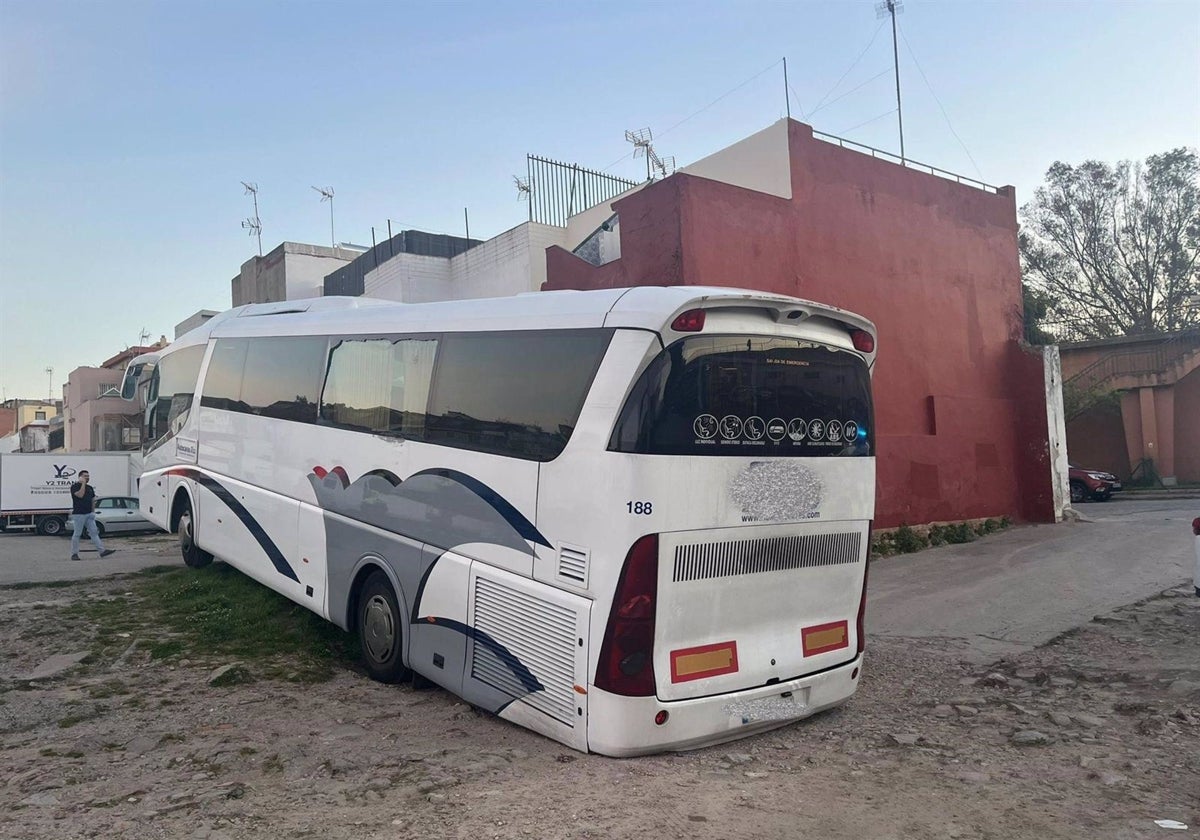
(1, 573), (1197, 840)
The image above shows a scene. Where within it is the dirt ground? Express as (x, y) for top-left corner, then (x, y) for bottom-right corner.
(1, 570), (1197, 840)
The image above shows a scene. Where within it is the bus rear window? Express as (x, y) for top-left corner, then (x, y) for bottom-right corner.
(609, 335), (873, 457)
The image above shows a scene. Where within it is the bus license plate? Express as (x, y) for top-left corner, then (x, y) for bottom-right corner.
(725, 690), (810, 726)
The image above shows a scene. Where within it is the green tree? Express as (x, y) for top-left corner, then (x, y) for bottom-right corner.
(1019, 148), (1200, 339)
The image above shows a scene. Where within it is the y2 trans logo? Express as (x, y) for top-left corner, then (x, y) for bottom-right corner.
(53, 465), (77, 479)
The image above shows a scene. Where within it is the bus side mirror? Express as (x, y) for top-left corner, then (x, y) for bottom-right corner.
(121, 364), (143, 401)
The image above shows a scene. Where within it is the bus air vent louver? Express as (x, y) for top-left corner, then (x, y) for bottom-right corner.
(555, 543), (589, 587)
(673, 532), (861, 583)
(471, 577), (577, 726)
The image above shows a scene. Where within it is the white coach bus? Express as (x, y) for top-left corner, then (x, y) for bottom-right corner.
(122, 287), (876, 756)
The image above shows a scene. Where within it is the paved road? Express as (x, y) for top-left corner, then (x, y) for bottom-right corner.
(0, 530), (179, 585)
(868, 498), (1198, 661)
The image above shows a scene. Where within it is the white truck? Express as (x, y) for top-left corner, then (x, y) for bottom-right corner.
(0, 452), (140, 536)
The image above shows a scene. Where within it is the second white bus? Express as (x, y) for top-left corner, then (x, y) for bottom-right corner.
(123, 286), (876, 756)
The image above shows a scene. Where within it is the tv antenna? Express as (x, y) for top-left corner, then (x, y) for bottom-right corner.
(138, 328), (151, 346)
(240, 181), (263, 256)
(44, 367), (54, 402)
(312, 186), (335, 248)
(513, 175), (531, 201)
(875, 0), (905, 161)
(624, 128), (654, 181)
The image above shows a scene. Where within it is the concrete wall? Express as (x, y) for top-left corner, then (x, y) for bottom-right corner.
(1043, 346), (1069, 519)
(545, 120), (1056, 527)
(363, 222), (567, 303)
(175, 310), (218, 339)
(1064, 400), (1128, 477)
(1174, 367), (1200, 481)
(19, 423), (49, 453)
(363, 252), (452, 302)
(679, 118), (792, 201)
(232, 242), (353, 306)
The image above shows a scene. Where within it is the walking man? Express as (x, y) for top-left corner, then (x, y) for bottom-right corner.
(69, 470), (115, 561)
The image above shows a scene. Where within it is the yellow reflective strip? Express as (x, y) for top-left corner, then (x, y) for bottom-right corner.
(805, 626), (846, 651)
(674, 647), (734, 677)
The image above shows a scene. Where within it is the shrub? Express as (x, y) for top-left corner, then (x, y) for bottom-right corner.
(893, 524), (928, 554)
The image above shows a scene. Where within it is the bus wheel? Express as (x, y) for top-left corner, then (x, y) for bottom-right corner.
(36, 516), (65, 537)
(357, 570), (411, 684)
(178, 500), (213, 569)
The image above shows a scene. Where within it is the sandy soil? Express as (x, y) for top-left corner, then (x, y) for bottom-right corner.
(1, 575), (1197, 840)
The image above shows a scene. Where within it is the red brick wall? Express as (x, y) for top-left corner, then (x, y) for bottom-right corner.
(545, 121), (1055, 526)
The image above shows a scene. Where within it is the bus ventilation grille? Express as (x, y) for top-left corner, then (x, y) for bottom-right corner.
(471, 576), (577, 726)
(556, 543), (590, 587)
(673, 532), (862, 583)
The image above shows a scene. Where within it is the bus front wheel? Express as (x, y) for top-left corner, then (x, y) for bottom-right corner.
(178, 500), (213, 569)
(357, 570), (411, 684)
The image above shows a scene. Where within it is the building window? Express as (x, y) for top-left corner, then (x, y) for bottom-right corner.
(99, 383), (121, 399)
(35, 411), (46, 420)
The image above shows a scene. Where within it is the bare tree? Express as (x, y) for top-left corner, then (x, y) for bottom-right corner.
(1020, 148), (1199, 338)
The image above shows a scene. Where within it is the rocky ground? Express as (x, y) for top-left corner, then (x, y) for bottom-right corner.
(1, 571), (1197, 840)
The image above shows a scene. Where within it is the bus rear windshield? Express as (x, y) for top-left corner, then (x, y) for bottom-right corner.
(609, 335), (873, 457)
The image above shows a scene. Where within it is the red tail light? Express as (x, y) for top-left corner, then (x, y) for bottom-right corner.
(671, 309), (706, 332)
(595, 534), (659, 696)
(849, 329), (875, 354)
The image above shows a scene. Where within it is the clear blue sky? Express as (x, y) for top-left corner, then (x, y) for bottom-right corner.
(2, 0), (1197, 399)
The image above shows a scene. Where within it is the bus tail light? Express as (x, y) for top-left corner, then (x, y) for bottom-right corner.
(849, 329), (875, 354)
(595, 534), (659, 696)
(671, 309), (706, 332)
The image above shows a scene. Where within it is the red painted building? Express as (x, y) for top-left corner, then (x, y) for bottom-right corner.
(544, 120), (1057, 528)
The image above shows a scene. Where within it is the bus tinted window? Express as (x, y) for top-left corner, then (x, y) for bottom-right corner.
(426, 329), (613, 461)
(609, 336), (873, 457)
(320, 337), (437, 437)
(146, 344), (205, 451)
(201, 336), (327, 423)
(200, 338), (248, 413)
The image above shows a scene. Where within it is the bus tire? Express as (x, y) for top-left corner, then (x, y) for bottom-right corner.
(357, 569), (411, 684)
(178, 500), (213, 569)
(36, 516), (65, 537)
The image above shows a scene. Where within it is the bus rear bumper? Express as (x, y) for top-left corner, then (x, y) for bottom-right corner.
(586, 654), (862, 757)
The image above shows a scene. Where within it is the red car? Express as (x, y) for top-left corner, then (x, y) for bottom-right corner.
(1069, 465), (1122, 503)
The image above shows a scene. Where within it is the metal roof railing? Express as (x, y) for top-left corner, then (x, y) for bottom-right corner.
(812, 130), (1000, 194)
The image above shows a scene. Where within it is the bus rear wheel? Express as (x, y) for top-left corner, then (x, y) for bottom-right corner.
(178, 500), (213, 569)
(357, 570), (411, 684)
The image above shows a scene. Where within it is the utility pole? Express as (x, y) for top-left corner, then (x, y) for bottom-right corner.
(877, 0), (905, 161)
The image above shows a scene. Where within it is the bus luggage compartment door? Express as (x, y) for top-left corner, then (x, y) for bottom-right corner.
(655, 521), (867, 702)
(461, 565), (590, 753)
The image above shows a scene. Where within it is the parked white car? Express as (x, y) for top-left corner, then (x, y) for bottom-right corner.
(66, 497), (157, 537)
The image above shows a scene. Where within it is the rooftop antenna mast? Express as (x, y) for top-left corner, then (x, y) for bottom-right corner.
(514, 175), (532, 221)
(625, 128), (674, 181)
(876, 0), (905, 162)
(44, 367), (53, 402)
(240, 181), (263, 256)
(312, 186), (335, 248)
(138, 328), (151, 347)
